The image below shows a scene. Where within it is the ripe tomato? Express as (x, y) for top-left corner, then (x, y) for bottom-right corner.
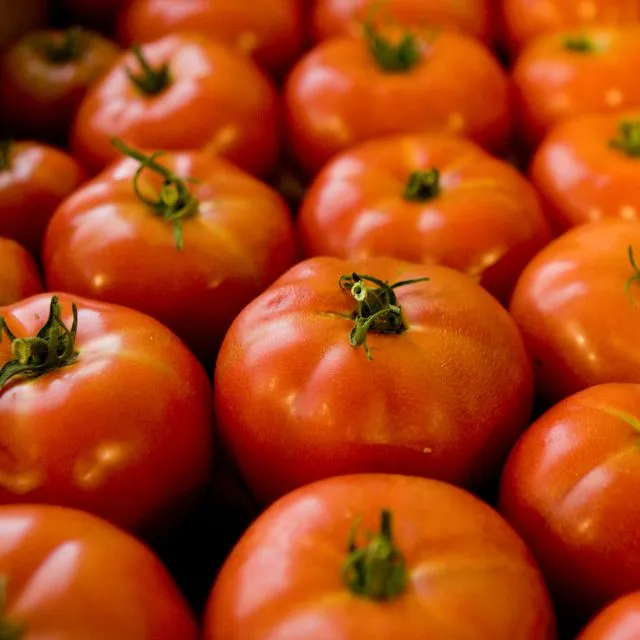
(71, 33), (279, 178)
(512, 26), (640, 151)
(0, 238), (42, 305)
(530, 111), (640, 233)
(500, 383), (640, 625)
(284, 26), (511, 176)
(298, 133), (550, 305)
(0, 293), (213, 534)
(119, 0), (304, 78)
(215, 256), (533, 505)
(0, 140), (86, 258)
(578, 592), (640, 640)
(0, 27), (120, 144)
(510, 218), (640, 405)
(0, 504), (199, 639)
(43, 142), (296, 366)
(312, 0), (494, 46)
(205, 474), (556, 640)
(0, 0), (47, 53)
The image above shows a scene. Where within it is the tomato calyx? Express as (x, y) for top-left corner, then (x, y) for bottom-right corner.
(0, 296), (79, 389)
(342, 509), (407, 601)
(609, 120), (640, 158)
(0, 141), (11, 172)
(41, 26), (87, 64)
(338, 272), (429, 359)
(111, 138), (199, 251)
(125, 44), (171, 95)
(624, 245), (640, 299)
(362, 20), (421, 73)
(403, 169), (441, 201)
(562, 33), (596, 53)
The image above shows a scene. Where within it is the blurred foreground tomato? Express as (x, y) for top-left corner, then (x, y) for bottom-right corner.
(0, 504), (199, 639)
(578, 592), (640, 640)
(0, 237), (42, 304)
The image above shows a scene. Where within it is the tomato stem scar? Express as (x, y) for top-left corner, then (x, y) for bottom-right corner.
(125, 43), (171, 95)
(609, 120), (640, 158)
(403, 168), (441, 201)
(562, 33), (596, 53)
(42, 26), (86, 64)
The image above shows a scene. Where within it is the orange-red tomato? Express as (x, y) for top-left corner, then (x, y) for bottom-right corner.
(512, 26), (640, 151)
(0, 504), (199, 639)
(284, 26), (512, 176)
(71, 33), (279, 178)
(578, 592), (640, 640)
(298, 133), (550, 304)
(215, 256), (533, 505)
(0, 140), (87, 258)
(119, 0), (304, 77)
(500, 383), (640, 624)
(530, 110), (640, 233)
(205, 474), (556, 640)
(0, 237), (43, 304)
(510, 219), (640, 405)
(0, 27), (120, 144)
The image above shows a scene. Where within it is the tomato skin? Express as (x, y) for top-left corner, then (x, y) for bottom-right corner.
(0, 238), (43, 305)
(578, 592), (640, 640)
(119, 0), (304, 77)
(71, 33), (280, 178)
(0, 293), (213, 533)
(499, 383), (640, 625)
(512, 26), (640, 151)
(204, 474), (556, 640)
(0, 141), (87, 258)
(0, 504), (199, 639)
(0, 0), (47, 53)
(214, 256), (533, 505)
(298, 133), (551, 304)
(284, 29), (512, 176)
(510, 219), (640, 405)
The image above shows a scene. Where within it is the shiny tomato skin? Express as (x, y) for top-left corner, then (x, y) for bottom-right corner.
(119, 0), (304, 77)
(284, 29), (512, 176)
(0, 293), (213, 533)
(510, 219), (640, 405)
(530, 111), (640, 233)
(214, 256), (534, 505)
(71, 33), (279, 178)
(512, 26), (640, 151)
(0, 141), (87, 258)
(500, 383), (640, 623)
(298, 133), (551, 304)
(0, 238), (43, 305)
(578, 592), (640, 640)
(0, 504), (199, 639)
(43, 150), (296, 365)
(205, 474), (556, 640)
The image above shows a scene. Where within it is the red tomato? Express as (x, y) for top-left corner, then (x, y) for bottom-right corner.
(284, 26), (511, 176)
(215, 256), (534, 505)
(119, 0), (304, 78)
(0, 0), (47, 53)
(512, 26), (640, 151)
(0, 293), (213, 533)
(578, 592), (640, 640)
(0, 237), (43, 305)
(0, 140), (86, 258)
(510, 218), (640, 405)
(43, 142), (296, 365)
(0, 504), (198, 639)
(205, 474), (556, 640)
(312, 0), (494, 46)
(0, 27), (120, 144)
(298, 133), (551, 304)
(71, 33), (279, 178)
(500, 383), (640, 624)
(530, 111), (640, 233)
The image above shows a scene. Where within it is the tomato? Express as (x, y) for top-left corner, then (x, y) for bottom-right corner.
(500, 383), (640, 626)
(71, 33), (279, 178)
(0, 27), (120, 144)
(215, 256), (533, 505)
(0, 293), (213, 533)
(512, 26), (640, 151)
(578, 592), (640, 640)
(298, 132), (551, 305)
(501, 0), (640, 57)
(204, 474), (556, 639)
(312, 0), (494, 46)
(119, 0), (304, 78)
(284, 25), (512, 176)
(0, 504), (198, 639)
(0, 238), (42, 305)
(0, 0), (47, 53)
(510, 219), (640, 405)
(0, 140), (86, 258)
(530, 111), (640, 233)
